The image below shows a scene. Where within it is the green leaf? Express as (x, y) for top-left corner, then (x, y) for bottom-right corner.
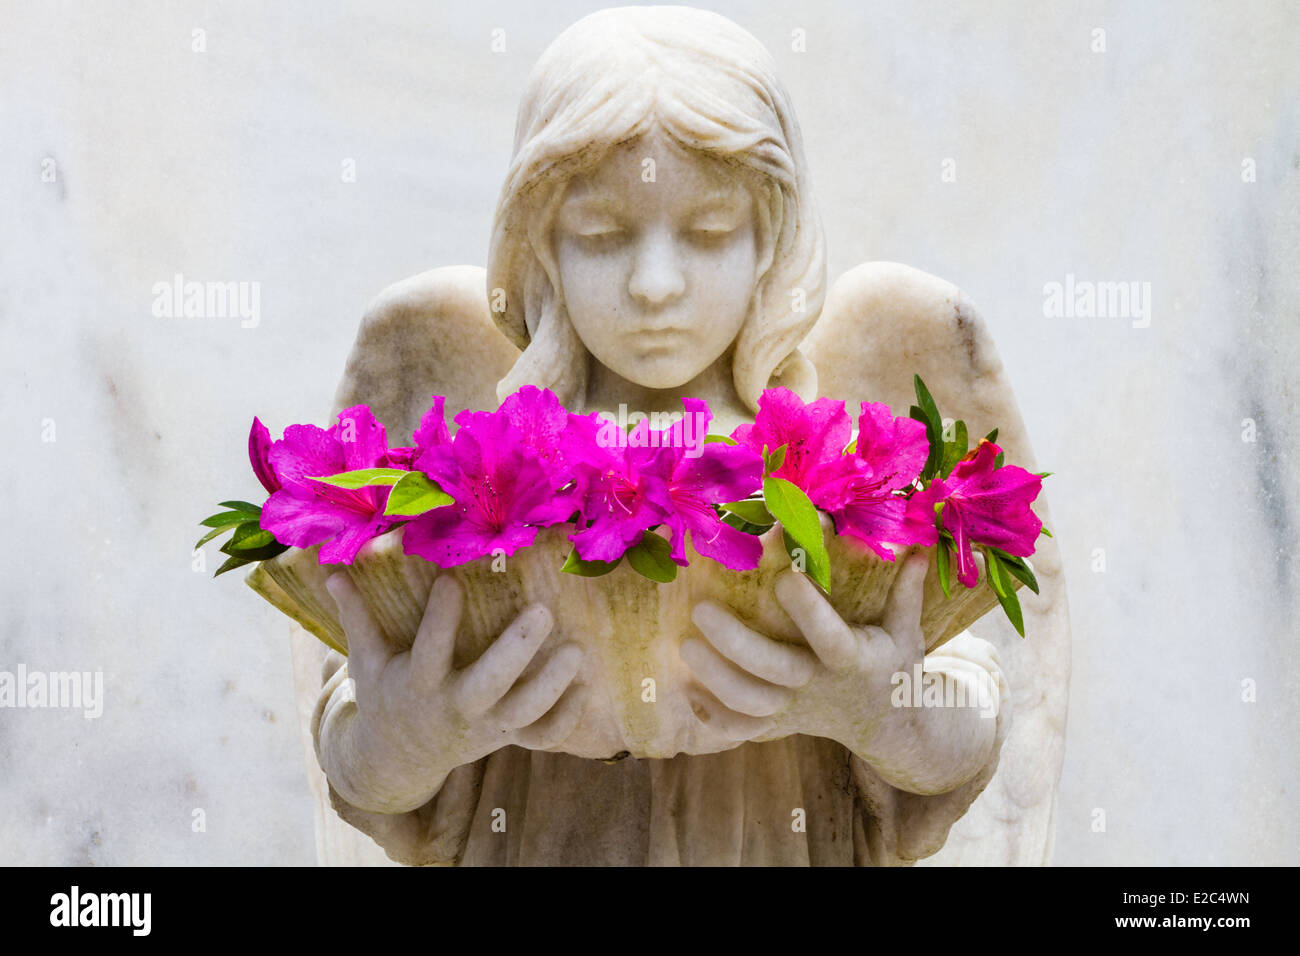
(223, 521), (274, 550)
(989, 548), (1040, 594)
(984, 549), (1008, 597)
(214, 555), (254, 577)
(220, 521), (288, 561)
(720, 512), (772, 535)
(936, 542), (952, 598)
(218, 500), (262, 516)
(233, 541), (288, 562)
(1040, 526), (1053, 538)
(763, 443), (788, 475)
(308, 467), (409, 489)
(763, 476), (830, 592)
(994, 451), (1005, 468)
(383, 471), (454, 517)
(722, 499), (774, 525)
(914, 374), (941, 429)
(200, 510), (253, 529)
(625, 532), (678, 583)
(984, 428), (999, 444)
(560, 549), (621, 577)
(1034, 471), (1053, 479)
(704, 434), (737, 445)
(940, 419), (968, 479)
(909, 378), (944, 483)
(195, 524), (236, 550)
(985, 550), (1025, 637)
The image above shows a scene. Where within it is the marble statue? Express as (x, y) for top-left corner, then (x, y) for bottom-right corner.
(278, 5), (1070, 866)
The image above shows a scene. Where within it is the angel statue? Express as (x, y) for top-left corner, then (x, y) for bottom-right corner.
(283, 5), (1070, 866)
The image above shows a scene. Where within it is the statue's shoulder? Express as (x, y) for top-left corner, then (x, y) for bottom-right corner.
(332, 266), (521, 439)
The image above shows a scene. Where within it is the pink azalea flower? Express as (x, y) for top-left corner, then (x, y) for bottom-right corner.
(401, 409), (573, 567)
(813, 403), (938, 560)
(567, 438), (674, 563)
(571, 399), (764, 569)
(381, 395), (451, 469)
(928, 439), (1043, 587)
(259, 405), (398, 564)
(248, 417), (281, 494)
(730, 387), (854, 489)
(494, 385), (603, 480)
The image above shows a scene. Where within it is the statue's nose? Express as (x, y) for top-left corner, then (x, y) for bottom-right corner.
(628, 228), (686, 309)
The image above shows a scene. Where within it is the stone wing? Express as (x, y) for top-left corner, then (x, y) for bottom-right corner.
(331, 265), (520, 434)
(802, 261), (1071, 865)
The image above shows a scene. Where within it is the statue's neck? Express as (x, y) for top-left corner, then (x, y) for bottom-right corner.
(581, 351), (753, 434)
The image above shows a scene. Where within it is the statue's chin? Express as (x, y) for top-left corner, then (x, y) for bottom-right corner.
(608, 362), (707, 392)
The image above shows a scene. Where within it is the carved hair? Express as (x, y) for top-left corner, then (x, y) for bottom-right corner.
(487, 6), (827, 411)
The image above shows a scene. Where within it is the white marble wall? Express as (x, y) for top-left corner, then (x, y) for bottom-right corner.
(2, 0), (1296, 865)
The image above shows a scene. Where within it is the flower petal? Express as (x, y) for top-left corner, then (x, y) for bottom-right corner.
(332, 405), (389, 470)
(674, 507), (763, 570)
(411, 395), (451, 453)
(249, 417), (280, 494)
(260, 490), (349, 550)
(855, 402), (929, 491)
(269, 425), (345, 493)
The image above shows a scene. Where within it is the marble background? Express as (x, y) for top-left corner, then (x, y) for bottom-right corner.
(2, 0), (1296, 865)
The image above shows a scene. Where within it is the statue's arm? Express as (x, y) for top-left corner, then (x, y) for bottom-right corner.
(849, 630), (1012, 864)
(306, 267), (531, 865)
(311, 572), (586, 865)
(313, 650), (484, 866)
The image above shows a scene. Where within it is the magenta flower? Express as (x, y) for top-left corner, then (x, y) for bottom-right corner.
(730, 387), (854, 490)
(381, 395), (451, 469)
(929, 439), (1043, 587)
(495, 385), (603, 479)
(401, 409), (573, 567)
(248, 417), (281, 494)
(567, 438), (674, 564)
(259, 405), (398, 564)
(571, 399), (764, 569)
(812, 402), (938, 560)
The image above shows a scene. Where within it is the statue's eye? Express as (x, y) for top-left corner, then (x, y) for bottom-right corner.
(686, 225), (737, 246)
(573, 226), (628, 249)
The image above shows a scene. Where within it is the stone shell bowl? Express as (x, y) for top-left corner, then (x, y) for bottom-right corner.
(246, 520), (1019, 759)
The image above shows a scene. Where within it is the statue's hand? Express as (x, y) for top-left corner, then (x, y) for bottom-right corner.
(318, 573), (587, 813)
(685, 552), (1004, 794)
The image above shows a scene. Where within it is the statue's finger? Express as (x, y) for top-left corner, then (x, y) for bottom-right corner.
(326, 571), (388, 699)
(691, 601), (816, 687)
(774, 570), (857, 671)
(881, 552), (927, 659)
(453, 603), (553, 716)
(680, 637), (791, 717)
(514, 683), (589, 751)
(409, 575), (462, 693)
(320, 649), (346, 685)
(490, 643), (583, 731)
(686, 686), (776, 742)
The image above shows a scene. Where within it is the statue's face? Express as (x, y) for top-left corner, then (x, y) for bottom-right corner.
(553, 131), (761, 390)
